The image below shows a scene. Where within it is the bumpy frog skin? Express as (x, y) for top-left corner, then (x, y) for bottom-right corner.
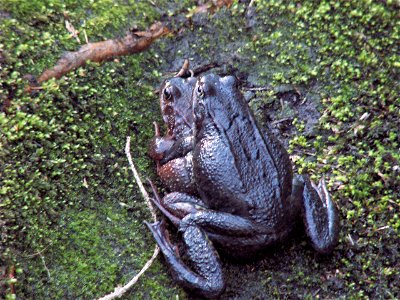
(146, 74), (340, 298)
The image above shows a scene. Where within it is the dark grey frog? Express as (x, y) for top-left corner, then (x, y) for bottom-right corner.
(146, 74), (340, 298)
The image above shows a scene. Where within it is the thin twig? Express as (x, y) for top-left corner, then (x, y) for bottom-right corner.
(162, 61), (222, 80)
(40, 254), (51, 281)
(96, 136), (159, 300)
(124, 136), (157, 221)
(174, 58), (191, 78)
(270, 117), (293, 125)
(21, 242), (53, 258)
(241, 86), (273, 92)
(96, 247), (159, 300)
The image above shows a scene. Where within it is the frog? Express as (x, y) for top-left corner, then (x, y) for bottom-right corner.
(145, 74), (340, 298)
(148, 76), (197, 194)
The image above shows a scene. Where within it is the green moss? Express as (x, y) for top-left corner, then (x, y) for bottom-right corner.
(0, 0), (180, 298)
(238, 0), (398, 297)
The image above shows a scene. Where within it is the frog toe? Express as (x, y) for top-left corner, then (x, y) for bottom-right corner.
(145, 220), (171, 250)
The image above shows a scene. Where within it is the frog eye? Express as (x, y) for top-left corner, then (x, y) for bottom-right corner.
(196, 85), (204, 98)
(163, 86), (173, 100)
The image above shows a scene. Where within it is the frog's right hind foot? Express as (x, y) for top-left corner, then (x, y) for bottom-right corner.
(145, 220), (225, 298)
(301, 176), (340, 253)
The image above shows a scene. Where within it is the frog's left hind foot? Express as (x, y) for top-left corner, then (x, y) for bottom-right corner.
(299, 175), (340, 253)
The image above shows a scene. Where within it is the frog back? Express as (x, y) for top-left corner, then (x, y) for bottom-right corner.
(194, 75), (293, 223)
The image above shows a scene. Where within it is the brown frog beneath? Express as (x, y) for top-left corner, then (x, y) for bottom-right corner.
(146, 74), (340, 299)
(148, 76), (197, 194)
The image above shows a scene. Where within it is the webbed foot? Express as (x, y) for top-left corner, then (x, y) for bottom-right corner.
(300, 176), (340, 253)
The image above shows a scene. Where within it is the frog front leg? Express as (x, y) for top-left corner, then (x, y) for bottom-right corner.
(149, 123), (195, 194)
(159, 135), (193, 165)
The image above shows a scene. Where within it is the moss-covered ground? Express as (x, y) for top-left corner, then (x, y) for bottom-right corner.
(1, 0), (399, 299)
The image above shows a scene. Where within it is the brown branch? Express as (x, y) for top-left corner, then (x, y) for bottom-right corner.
(37, 22), (169, 83)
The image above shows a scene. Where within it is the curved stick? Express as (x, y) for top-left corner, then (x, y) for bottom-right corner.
(96, 136), (159, 300)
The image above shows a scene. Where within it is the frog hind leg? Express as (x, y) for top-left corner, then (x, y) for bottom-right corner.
(295, 175), (340, 253)
(145, 220), (225, 298)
